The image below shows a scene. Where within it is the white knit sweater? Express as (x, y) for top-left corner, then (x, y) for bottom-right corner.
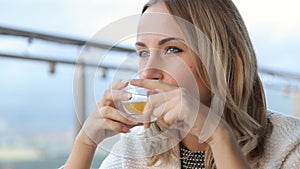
(99, 111), (300, 169)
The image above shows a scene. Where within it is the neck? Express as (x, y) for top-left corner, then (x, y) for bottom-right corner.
(181, 134), (209, 151)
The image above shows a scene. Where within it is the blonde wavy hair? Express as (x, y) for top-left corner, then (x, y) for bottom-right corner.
(141, 0), (269, 168)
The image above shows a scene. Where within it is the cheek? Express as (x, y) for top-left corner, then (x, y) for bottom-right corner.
(166, 61), (197, 87)
(169, 58), (196, 82)
(170, 61), (210, 101)
(189, 66), (211, 106)
(138, 59), (146, 73)
(138, 59), (145, 68)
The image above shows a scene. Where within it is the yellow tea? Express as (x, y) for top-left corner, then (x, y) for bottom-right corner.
(123, 102), (146, 114)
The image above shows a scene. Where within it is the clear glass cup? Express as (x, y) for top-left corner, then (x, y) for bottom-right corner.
(120, 85), (157, 123)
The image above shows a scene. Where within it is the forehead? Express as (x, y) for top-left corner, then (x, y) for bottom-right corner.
(137, 2), (184, 39)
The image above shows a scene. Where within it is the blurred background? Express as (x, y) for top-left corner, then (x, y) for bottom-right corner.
(0, 0), (299, 169)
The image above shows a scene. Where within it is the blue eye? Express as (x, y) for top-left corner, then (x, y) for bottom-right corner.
(137, 50), (150, 58)
(166, 46), (183, 54)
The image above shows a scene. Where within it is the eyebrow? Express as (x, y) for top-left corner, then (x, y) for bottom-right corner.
(135, 37), (185, 47)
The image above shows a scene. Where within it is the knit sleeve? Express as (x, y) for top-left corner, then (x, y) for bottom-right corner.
(98, 132), (152, 169)
(281, 143), (300, 169)
(99, 152), (150, 169)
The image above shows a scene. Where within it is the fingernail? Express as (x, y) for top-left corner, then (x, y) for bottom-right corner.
(144, 123), (150, 129)
(121, 80), (129, 84)
(128, 116), (137, 123)
(129, 79), (138, 84)
(123, 92), (132, 99)
(122, 127), (129, 133)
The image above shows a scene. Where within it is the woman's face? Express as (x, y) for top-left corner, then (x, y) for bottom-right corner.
(136, 2), (210, 105)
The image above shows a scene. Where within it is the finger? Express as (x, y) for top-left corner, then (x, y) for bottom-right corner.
(109, 89), (132, 101)
(147, 89), (179, 108)
(105, 119), (132, 133)
(99, 106), (139, 126)
(151, 100), (174, 118)
(155, 118), (170, 129)
(99, 89), (132, 107)
(144, 96), (176, 128)
(163, 109), (180, 127)
(130, 79), (176, 91)
(110, 80), (129, 90)
(142, 102), (153, 128)
(155, 103), (185, 129)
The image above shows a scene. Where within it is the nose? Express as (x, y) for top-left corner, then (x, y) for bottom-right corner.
(139, 54), (163, 80)
(140, 67), (163, 80)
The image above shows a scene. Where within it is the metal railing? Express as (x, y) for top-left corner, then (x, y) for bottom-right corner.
(1, 25), (300, 132)
(0, 25), (137, 134)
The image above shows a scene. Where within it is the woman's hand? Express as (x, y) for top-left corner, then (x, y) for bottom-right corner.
(130, 79), (210, 141)
(130, 79), (251, 169)
(64, 81), (141, 169)
(78, 80), (140, 147)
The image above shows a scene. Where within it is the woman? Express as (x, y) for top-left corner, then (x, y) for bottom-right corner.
(63, 0), (300, 168)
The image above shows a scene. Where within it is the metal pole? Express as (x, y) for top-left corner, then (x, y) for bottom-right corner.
(0, 26), (135, 53)
(74, 64), (86, 134)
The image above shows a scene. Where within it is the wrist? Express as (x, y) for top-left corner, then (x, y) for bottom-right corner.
(204, 120), (251, 169)
(206, 120), (236, 147)
(76, 130), (98, 149)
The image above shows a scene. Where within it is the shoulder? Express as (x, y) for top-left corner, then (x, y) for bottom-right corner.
(267, 111), (300, 145)
(268, 111), (300, 128)
(259, 110), (300, 168)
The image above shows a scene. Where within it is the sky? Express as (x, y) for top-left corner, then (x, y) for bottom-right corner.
(233, 0), (300, 73)
(0, 0), (299, 72)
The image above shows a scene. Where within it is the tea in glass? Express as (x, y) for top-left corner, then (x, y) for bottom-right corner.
(121, 85), (156, 122)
